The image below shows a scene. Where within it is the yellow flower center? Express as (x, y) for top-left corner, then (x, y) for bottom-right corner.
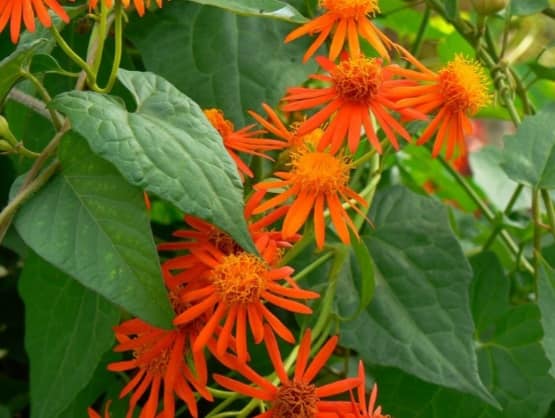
(209, 253), (268, 305)
(290, 127), (325, 150)
(272, 381), (318, 418)
(438, 55), (490, 115)
(204, 108), (234, 138)
(332, 57), (383, 104)
(290, 149), (351, 195)
(321, 0), (380, 18)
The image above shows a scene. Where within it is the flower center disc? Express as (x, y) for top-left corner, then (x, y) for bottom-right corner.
(204, 108), (235, 138)
(332, 57), (383, 104)
(290, 150), (350, 194)
(273, 381), (318, 418)
(134, 344), (171, 377)
(438, 55), (490, 115)
(321, 0), (379, 18)
(209, 253), (268, 305)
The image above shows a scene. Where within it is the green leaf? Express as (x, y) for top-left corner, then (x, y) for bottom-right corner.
(0, 406), (9, 418)
(30, 54), (64, 74)
(51, 69), (255, 253)
(19, 252), (120, 418)
(510, 0), (549, 15)
(0, 39), (46, 104)
(528, 62), (555, 81)
(126, 1), (317, 125)
(500, 105), (555, 189)
(538, 259), (555, 379)
(187, 0), (307, 22)
(340, 186), (497, 406)
(350, 240), (375, 316)
(374, 252), (555, 418)
(13, 132), (173, 327)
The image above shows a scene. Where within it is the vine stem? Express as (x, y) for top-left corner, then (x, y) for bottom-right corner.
(21, 70), (63, 130)
(541, 190), (555, 240)
(532, 189), (541, 289)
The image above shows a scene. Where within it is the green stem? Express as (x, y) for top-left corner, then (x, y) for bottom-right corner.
(482, 184), (524, 251)
(50, 24), (96, 87)
(92, 0), (109, 75)
(406, 5), (430, 66)
(0, 161), (60, 228)
(279, 222), (314, 266)
(541, 189), (555, 240)
(97, 2), (123, 93)
(20, 71), (63, 130)
(293, 251), (333, 282)
(532, 189), (541, 286)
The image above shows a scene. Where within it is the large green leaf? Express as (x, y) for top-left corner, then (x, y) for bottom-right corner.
(187, 0), (307, 22)
(501, 105), (555, 189)
(340, 186), (496, 405)
(0, 39), (45, 103)
(51, 69), (255, 253)
(19, 252), (120, 418)
(126, 1), (317, 126)
(538, 259), (555, 379)
(14, 133), (173, 327)
(374, 253), (555, 418)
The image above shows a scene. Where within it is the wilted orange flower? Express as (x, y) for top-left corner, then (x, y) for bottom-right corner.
(167, 235), (319, 363)
(107, 315), (213, 418)
(282, 55), (422, 155)
(285, 0), (393, 62)
(0, 0), (69, 43)
(204, 108), (287, 178)
(214, 327), (361, 417)
(253, 134), (367, 248)
(391, 55), (490, 159)
(87, 400), (111, 418)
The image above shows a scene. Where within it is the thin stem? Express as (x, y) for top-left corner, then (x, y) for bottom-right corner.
(542, 7), (555, 19)
(92, 0), (109, 75)
(20, 71), (63, 130)
(98, 3), (123, 93)
(499, 6), (512, 59)
(50, 24), (96, 86)
(0, 161), (60, 228)
(352, 148), (378, 167)
(532, 189), (541, 286)
(406, 5), (430, 67)
(541, 189), (555, 240)
(293, 251), (333, 282)
(482, 184), (524, 251)
(7, 89), (51, 120)
(439, 157), (534, 274)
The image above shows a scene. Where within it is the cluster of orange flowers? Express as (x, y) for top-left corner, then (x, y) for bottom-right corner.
(3, 0), (492, 416)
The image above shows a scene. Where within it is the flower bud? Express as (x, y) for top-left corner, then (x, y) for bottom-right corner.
(471, 0), (508, 15)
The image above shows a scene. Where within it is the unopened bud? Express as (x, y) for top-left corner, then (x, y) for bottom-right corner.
(471, 0), (508, 15)
(0, 139), (13, 152)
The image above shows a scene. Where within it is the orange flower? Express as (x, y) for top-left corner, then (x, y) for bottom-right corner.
(285, 0), (394, 62)
(0, 0), (69, 43)
(282, 55), (422, 155)
(214, 327), (361, 417)
(204, 108), (287, 178)
(253, 135), (367, 248)
(391, 55), (490, 159)
(107, 312), (213, 418)
(87, 400), (111, 418)
(168, 235), (319, 363)
(88, 0), (112, 10)
(342, 362), (390, 418)
(121, 0), (162, 16)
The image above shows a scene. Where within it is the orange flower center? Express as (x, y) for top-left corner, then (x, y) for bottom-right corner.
(438, 55), (490, 115)
(272, 381), (318, 418)
(209, 253), (268, 305)
(290, 149), (350, 194)
(332, 57), (383, 104)
(134, 345), (171, 377)
(321, 0), (379, 18)
(204, 108), (234, 138)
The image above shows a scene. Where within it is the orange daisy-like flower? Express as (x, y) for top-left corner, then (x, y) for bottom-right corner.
(0, 0), (69, 43)
(285, 0), (394, 62)
(107, 312), (213, 418)
(204, 108), (287, 178)
(214, 327), (361, 418)
(167, 235), (319, 363)
(391, 54), (490, 159)
(253, 136), (367, 249)
(341, 362), (390, 418)
(282, 55), (422, 155)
